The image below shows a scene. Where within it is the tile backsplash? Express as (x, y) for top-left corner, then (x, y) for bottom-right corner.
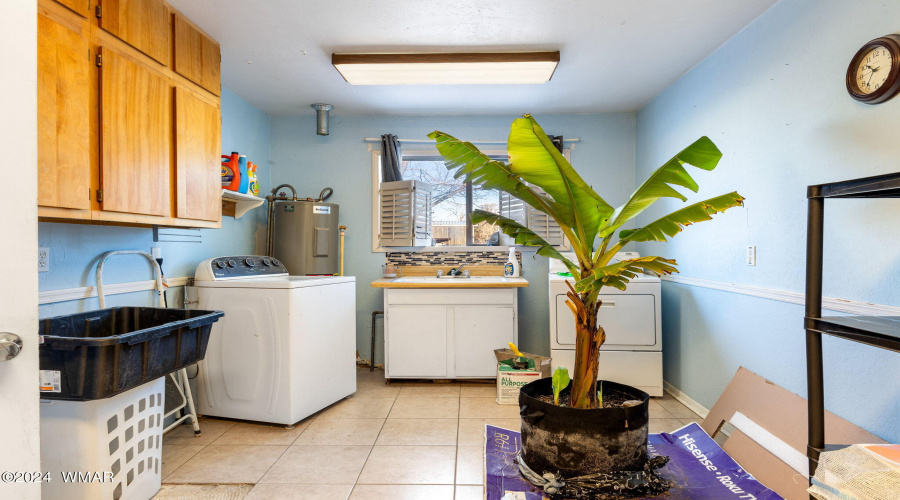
(386, 251), (522, 267)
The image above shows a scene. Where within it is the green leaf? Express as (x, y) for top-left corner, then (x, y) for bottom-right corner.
(507, 116), (614, 245)
(470, 210), (578, 274)
(599, 137), (724, 238)
(552, 366), (570, 406)
(576, 256), (679, 293)
(618, 191), (745, 243)
(427, 130), (576, 229)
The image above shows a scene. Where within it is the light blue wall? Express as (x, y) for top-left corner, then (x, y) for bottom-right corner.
(39, 88), (271, 317)
(269, 113), (636, 361)
(635, 0), (900, 441)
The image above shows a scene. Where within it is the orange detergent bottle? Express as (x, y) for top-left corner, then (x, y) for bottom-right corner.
(221, 152), (240, 191)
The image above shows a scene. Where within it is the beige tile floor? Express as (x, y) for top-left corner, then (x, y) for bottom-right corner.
(158, 367), (702, 499)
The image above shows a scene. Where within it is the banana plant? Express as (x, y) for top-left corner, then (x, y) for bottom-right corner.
(428, 115), (744, 410)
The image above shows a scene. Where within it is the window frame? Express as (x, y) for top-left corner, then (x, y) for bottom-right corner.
(370, 144), (572, 253)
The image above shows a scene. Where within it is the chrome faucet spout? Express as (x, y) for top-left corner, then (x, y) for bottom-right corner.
(448, 263), (468, 276)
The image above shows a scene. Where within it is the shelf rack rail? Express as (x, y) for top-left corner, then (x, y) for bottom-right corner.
(804, 172), (900, 495)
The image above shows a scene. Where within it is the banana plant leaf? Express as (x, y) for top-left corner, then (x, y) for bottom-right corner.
(576, 256), (678, 292)
(599, 136), (724, 239)
(619, 192), (745, 243)
(471, 210), (578, 274)
(506, 116), (614, 246)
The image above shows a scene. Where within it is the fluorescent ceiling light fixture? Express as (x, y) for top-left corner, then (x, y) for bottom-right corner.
(332, 52), (560, 85)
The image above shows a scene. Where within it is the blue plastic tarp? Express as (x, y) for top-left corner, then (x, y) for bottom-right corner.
(485, 422), (785, 500)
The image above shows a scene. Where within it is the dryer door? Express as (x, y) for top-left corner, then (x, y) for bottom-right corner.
(555, 293), (658, 348)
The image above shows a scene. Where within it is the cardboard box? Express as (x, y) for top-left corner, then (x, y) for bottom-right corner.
(494, 349), (551, 405)
(700, 367), (886, 500)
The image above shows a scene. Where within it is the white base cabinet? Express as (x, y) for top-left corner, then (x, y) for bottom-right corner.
(384, 288), (518, 379)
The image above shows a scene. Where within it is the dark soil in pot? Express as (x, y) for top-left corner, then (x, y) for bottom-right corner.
(519, 378), (649, 477)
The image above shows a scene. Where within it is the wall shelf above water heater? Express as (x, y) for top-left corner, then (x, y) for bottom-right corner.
(222, 189), (265, 219)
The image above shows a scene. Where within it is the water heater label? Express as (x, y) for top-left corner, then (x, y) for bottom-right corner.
(313, 205), (331, 214)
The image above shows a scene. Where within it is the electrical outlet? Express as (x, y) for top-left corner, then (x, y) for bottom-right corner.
(151, 247), (162, 259)
(746, 245), (756, 266)
(38, 247), (50, 272)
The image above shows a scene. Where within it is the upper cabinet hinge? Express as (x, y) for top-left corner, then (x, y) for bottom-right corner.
(95, 5), (101, 18)
(96, 53), (102, 67)
(96, 189), (104, 203)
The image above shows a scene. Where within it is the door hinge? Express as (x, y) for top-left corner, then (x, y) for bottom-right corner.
(95, 5), (101, 18)
(96, 53), (102, 67)
(88, 188), (91, 200)
(96, 189), (103, 202)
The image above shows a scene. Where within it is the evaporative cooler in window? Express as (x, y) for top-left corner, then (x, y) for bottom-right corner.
(499, 187), (566, 246)
(380, 180), (433, 246)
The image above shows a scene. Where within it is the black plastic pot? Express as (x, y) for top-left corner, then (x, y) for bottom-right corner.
(519, 378), (650, 477)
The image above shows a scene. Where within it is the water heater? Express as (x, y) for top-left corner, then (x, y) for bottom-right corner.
(271, 200), (340, 275)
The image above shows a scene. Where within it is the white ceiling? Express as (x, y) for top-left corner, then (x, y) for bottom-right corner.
(166, 0), (778, 116)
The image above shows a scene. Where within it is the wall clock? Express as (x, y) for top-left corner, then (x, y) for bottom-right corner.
(846, 34), (900, 104)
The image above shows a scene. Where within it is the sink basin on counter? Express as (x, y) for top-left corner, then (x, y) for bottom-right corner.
(371, 275), (529, 288)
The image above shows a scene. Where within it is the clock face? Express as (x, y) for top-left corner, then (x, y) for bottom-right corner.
(855, 46), (894, 95)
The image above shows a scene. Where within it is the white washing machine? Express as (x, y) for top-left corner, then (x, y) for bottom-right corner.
(190, 256), (356, 426)
(549, 252), (663, 396)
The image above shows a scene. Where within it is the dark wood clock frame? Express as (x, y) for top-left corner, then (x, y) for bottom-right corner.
(846, 34), (900, 104)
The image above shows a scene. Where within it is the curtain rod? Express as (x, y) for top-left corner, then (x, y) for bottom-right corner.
(363, 138), (580, 144)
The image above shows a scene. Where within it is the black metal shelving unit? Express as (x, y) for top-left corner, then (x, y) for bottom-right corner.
(804, 172), (900, 490)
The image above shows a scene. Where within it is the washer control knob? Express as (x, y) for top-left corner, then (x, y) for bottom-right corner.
(261, 258), (272, 266)
(272, 259), (282, 268)
(214, 261), (225, 269)
(244, 258), (257, 267)
(226, 260), (237, 268)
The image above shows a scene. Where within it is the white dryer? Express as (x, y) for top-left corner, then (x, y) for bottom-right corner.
(549, 252), (663, 396)
(190, 256), (356, 426)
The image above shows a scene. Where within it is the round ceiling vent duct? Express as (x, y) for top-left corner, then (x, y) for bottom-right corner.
(310, 103), (334, 136)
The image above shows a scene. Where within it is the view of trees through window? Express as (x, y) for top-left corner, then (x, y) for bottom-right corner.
(400, 159), (500, 246)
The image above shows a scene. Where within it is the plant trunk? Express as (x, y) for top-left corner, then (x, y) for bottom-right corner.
(570, 293), (605, 409)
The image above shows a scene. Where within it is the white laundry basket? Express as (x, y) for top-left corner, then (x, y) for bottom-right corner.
(40, 377), (164, 500)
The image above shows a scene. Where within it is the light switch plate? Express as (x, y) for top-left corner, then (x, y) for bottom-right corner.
(38, 247), (49, 272)
(746, 245), (756, 266)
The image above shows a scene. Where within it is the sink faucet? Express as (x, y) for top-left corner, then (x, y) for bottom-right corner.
(448, 263), (467, 276)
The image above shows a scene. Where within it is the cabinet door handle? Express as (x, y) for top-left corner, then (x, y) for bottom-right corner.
(600, 301), (617, 308)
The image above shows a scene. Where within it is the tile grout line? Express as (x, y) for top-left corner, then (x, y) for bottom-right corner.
(349, 392), (397, 495)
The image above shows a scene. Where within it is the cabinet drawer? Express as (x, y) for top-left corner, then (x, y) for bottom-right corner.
(386, 288), (516, 305)
(555, 294), (657, 347)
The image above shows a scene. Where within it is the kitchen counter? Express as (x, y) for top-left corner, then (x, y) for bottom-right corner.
(371, 276), (529, 288)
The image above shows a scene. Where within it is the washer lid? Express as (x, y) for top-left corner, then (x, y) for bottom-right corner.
(193, 275), (356, 289)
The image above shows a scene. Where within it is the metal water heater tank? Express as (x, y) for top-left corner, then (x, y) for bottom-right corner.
(272, 200), (340, 275)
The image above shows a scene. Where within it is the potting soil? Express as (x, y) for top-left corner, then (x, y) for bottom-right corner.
(485, 422), (785, 500)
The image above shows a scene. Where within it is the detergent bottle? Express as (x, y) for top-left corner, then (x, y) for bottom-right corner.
(221, 152), (240, 191)
(237, 155), (250, 193)
(248, 162), (259, 196)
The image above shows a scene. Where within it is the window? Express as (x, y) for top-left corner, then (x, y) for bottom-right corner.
(371, 146), (570, 251)
(401, 155), (503, 246)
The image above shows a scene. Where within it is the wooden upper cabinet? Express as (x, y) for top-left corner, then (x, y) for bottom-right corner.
(97, 0), (170, 65)
(38, 13), (91, 212)
(99, 48), (171, 217)
(53, 0), (90, 17)
(173, 13), (221, 95)
(175, 88), (221, 222)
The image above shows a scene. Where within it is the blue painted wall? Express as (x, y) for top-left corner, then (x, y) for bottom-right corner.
(39, 88), (271, 317)
(269, 113), (636, 360)
(635, 0), (900, 440)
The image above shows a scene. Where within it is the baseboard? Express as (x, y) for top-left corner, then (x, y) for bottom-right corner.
(663, 380), (710, 419)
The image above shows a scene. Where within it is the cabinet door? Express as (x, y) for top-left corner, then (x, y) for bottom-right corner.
(454, 306), (515, 377)
(386, 306), (447, 377)
(54, 0), (90, 17)
(173, 13), (221, 95)
(98, 0), (170, 65)
(37, 13), (91, 211)
(99, 48), (171, 216)
(175, 87), (221, 222)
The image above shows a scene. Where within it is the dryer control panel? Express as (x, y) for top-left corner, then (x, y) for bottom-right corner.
(195, 256), (289, 281)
